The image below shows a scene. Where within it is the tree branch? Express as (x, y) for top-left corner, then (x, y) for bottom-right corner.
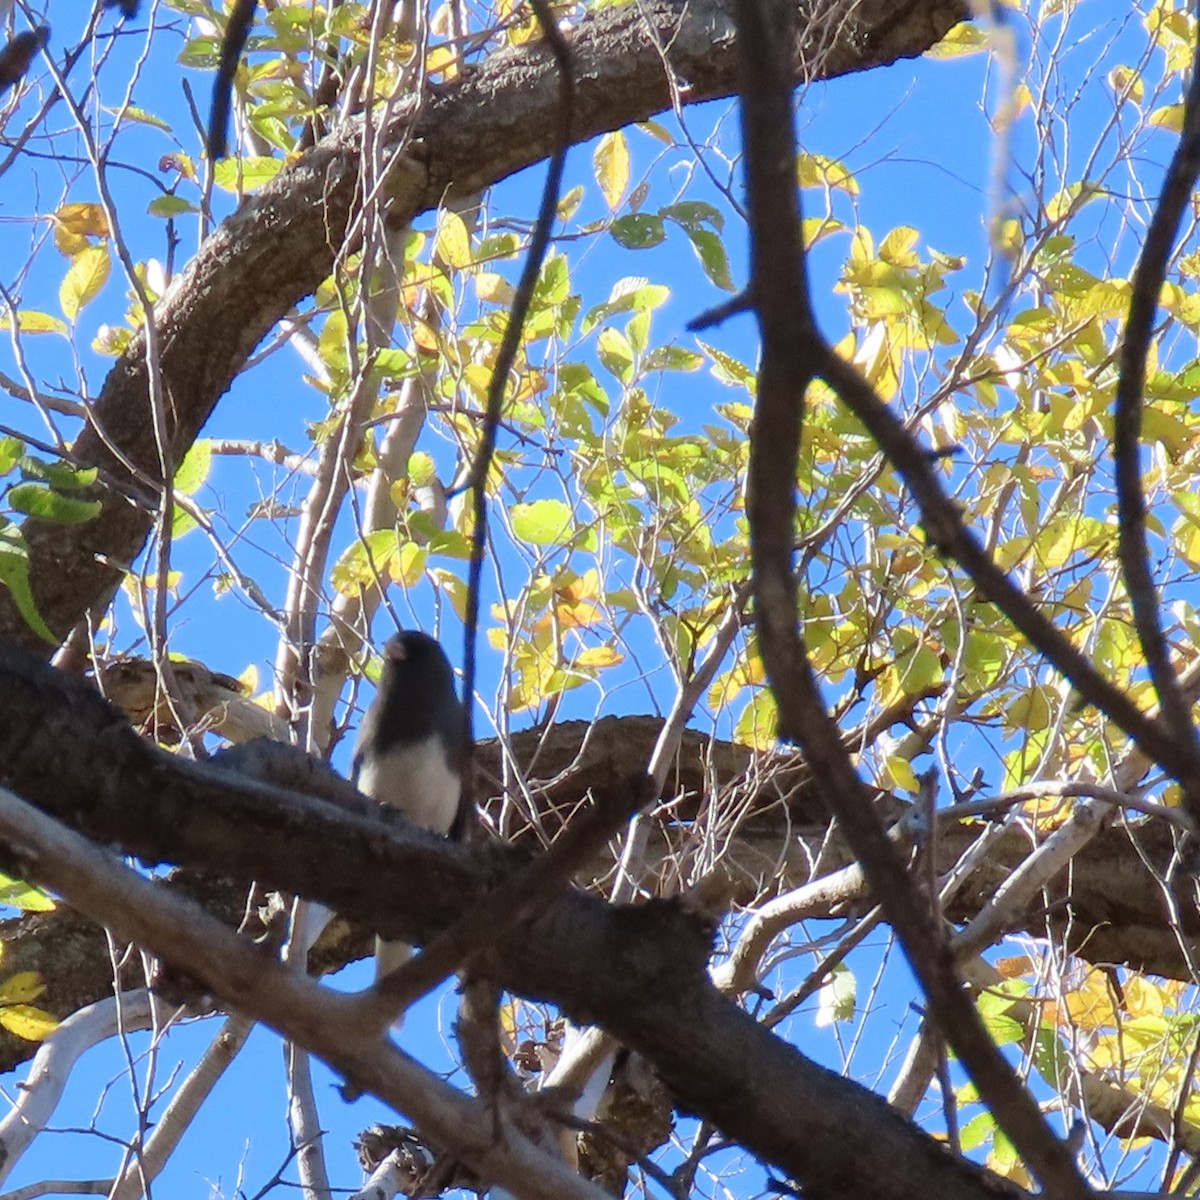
(1112, 16), (1200, 791)
(0, 0), (968, 651)
(733, 0), (1088, 1192)
(0, 642), (1023, 1200)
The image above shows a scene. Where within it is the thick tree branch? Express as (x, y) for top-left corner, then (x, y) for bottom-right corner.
(733, 0), (1087, 1192)
(0, 0), (968, 652)
(0, 786), (612, 1200)
(0, 642), (1023, 1200)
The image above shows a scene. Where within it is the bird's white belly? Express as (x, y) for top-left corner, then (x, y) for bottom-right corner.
(357, 741), (460, 834)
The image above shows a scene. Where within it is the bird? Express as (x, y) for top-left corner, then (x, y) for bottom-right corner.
(351, 630), (466, 981)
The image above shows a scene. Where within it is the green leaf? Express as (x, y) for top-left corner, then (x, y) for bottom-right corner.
(683, 228), (735, 291)
(702, 342), (756, 390)
(115, 105), (172, 131)
(597, 326), (635, 382)
(19, 455), (98, 491)
(735, 688), (777, 750)
(959, 1111), (996, 1153)
(59, 246), (111, 322)
(7, 483), (102, 524)
(815, 963), (857, 1027)
(534, 255), (570, 307)
(172, 503), (199, 539)
(557, 185), (585, 222)
(582, 278), (669, 334)
(0, 874), (53, 911)
(148, 195), (198, 218)
(662, 201), (724, 233)
(0, 438), (22, 477)
(175, 439), (212, 495)
(331, 530), (399, 595)
(510, 498), (574, 547)
(643, 345), (704, 373)
(178, 34), (222, 69)
(0, 530), (55, 643)
(212, 156), (284, 194)
(610, 214), (666, 250)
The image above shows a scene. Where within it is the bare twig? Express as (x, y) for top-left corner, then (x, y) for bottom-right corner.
(733, 0), (1090, 1192)
(1112, 19), (1200, 790)
(367, 775), (651, 1026)
(460, 0), (575, 763)
(110, 1014), (254, 1200)
(0, 992), (157, 1186)
(0, 786), (615, 1200)
(207, 0), (259, 159)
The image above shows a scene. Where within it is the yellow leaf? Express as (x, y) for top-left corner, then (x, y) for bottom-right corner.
(434, 210), (472, 270)
(424, 43), (458, 80)
(735, 688), (777, 750)
(0, 1004), (58, 1042)
(387, 542), (427, 588)
(0, 310), (68, 335)
(594, 131), (629, 212)
(553, 600), (603, 630)
(0, 971), (45, 1004)
(476, 273), (516, 305)
(992, 218), (1023, 258)
(926, 21), (990, 58)
(212, 156), (283, 194)
(574, 645), (623, 669)
(1150, 103), (1184, 133)
(1123, 976), (1171, 1018)
(59, 246), (111, 322)
(1108, 64), (1144, 105)
(796, 152), (859, 195)
(1064, 970), (1120, 1031)
(883, 755), (919, 793)
(52, 201), (110, 257)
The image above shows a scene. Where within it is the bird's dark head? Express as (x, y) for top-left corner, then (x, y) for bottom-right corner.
(380, 630), (456, 693)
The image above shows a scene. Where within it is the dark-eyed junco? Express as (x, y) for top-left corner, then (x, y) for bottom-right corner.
(352, 630), (466, 980)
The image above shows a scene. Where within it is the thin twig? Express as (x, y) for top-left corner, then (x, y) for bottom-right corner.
(206, 0), (258, 160)
(460, 0), (575, 766)
(1112, 21), (1200, 789)
(0, 786), (613, 1200)
(732, 0), (1091, 1192)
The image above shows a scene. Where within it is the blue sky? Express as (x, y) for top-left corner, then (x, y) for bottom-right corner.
(0, 27), (998, 1187)
(3, 1), (1188, 1195)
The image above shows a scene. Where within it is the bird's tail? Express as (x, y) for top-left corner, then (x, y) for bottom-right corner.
(375, 936), (413, 982)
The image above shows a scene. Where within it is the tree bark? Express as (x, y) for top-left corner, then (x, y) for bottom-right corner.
(0, 0), (968, 650)
(0, 636), (1031, 1200)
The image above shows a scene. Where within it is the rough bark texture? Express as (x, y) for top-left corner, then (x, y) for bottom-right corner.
(0, 640), (1030, 1200)
(0, 0), (968, 651)
(0, 642), (1187, 1198)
